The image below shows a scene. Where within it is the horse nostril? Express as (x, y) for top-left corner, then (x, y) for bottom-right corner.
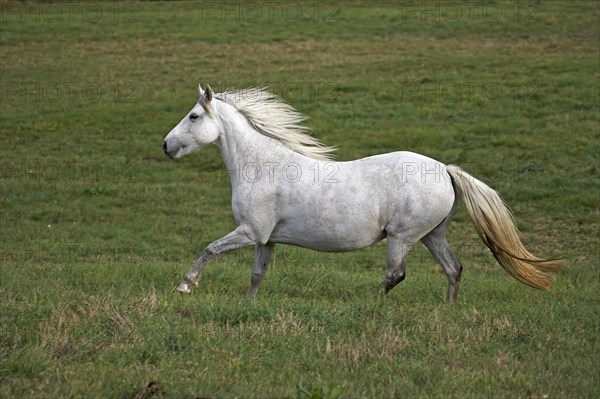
(162, 141), (168, 153)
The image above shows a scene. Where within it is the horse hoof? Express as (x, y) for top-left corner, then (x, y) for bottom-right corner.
(177, 282), (192, 293)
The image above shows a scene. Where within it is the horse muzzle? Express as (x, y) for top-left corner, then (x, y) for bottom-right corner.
(162, 140), (175, 159)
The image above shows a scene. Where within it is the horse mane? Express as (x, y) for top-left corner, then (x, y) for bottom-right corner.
(215, 87), (336, 161)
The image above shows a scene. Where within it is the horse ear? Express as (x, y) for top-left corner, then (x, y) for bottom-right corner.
(205, 84), (213, 103)
(198, 83), (205, 97)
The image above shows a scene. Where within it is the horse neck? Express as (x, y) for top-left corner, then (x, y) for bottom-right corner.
(215, 103), (305, 180)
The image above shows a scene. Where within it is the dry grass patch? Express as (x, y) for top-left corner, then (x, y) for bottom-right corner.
(320, 325), (409, 371)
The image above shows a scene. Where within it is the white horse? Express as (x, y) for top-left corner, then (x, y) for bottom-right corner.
(162, 84), (563, 301)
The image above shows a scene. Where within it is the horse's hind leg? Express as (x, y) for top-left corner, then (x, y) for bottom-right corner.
(246, 243), (275, 299)
(421, 230), (463, 302)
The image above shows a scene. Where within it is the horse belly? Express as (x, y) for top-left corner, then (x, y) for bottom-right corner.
(270, 221), (385, 252)
(270, 193), (387, 252)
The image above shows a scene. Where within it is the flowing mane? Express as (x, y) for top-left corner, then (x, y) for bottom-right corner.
(216, 87), (336, 161)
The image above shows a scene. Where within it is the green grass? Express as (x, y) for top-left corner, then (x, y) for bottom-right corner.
(1, 1), (599, 398)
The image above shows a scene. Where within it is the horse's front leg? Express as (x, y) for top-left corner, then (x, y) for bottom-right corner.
(178, 226), (255, 293)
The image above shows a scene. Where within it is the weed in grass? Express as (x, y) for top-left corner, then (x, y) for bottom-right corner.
(296, 379), (344, 399)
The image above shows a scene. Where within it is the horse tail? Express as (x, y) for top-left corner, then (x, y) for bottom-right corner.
(446, 165), (564, 290)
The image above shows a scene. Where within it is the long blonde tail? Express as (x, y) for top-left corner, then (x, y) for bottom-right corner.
(446, 165), (564, 290)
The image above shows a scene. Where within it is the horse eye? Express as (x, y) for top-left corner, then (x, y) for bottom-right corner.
(189, 113), (199, 121)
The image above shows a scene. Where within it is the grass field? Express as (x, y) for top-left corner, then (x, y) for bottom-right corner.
(1, 1), (599, 398)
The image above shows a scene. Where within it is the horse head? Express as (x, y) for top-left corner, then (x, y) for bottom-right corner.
(162, 84), (221, 159)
